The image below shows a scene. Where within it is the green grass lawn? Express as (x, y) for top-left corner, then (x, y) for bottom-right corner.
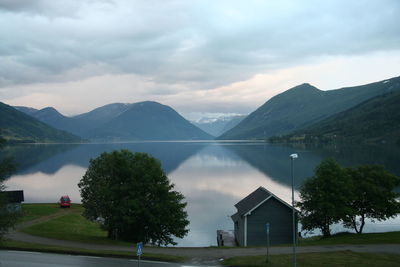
(299, 231), (400, 246)
(4, 203), (185, 262)
(222, 251), (400, 267)
(20, 203), (83, 223)
(20, 203), (60, 222)
(21, 212), (132, 246)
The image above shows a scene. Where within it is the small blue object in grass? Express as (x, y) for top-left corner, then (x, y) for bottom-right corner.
(136, 242), (143, 256)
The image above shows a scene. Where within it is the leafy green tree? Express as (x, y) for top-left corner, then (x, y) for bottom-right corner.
(343, 165), (400, 234)
(297, 158), (352, 237)
(0, 137), (19, 239)
(78, 150), (189, 245)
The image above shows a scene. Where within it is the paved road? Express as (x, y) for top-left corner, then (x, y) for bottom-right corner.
(0, 250), (214, 267)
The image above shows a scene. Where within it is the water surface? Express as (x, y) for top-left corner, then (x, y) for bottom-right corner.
(3, 141), (400, 246)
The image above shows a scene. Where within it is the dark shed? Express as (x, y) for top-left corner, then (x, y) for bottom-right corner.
(231, 186), (298, 246)
(1, 190), (24, 203)
(1, 190), (24, 212)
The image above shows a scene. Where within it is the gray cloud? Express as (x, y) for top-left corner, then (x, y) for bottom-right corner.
(0, 0), (113, 17)
(1, 0), (399, 90)
(0, 0), (51, 13)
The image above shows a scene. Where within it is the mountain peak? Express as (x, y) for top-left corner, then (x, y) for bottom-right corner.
(34, 106), (67, 122)
(290, 83), (319, 91)
(135, 101), (163, 106)
(40, 107), (61, 113)
(130, 101), (170, 112)
(86, 101), (212, 141)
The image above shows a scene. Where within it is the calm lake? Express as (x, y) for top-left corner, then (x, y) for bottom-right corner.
(3, 141), (400, 246)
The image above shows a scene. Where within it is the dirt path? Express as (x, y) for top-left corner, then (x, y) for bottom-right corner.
(6, 215), (400, 265)
(16, 208), (77, 230)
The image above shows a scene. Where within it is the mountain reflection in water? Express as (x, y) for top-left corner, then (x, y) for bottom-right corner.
(4, 141), (400, 246)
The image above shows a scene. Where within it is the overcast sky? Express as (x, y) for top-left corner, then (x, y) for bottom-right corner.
(1, 0), (399, 120)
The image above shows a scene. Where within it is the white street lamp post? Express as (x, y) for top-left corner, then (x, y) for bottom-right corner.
(290, 153), (298, 267)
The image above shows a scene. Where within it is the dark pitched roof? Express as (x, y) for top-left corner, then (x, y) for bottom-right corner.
(234, 186), (271, 216)
(231, 186), (295, 221)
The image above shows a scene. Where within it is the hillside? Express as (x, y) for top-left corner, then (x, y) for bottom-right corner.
(85, 101), (213, 141)
(221, 115), (247, 134)
(271, 89), (400, 145)
(219, 76), (400, 140)
(0, 102), (82, 143)
(69, 103), (133, 136)
(16, 103), (132, 137)
(17, 101), (212, 141)
(14, 106), (74, 132)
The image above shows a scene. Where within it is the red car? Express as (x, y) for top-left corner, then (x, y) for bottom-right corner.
(59, 195), (71, 208)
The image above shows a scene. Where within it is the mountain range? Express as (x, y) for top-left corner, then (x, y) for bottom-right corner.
(0, 102), (82, 143)
(3, 76), (400, 143)
(270, 86), (400, 144)
(15, 101), (212, 141)
(219, 76), (400, 140)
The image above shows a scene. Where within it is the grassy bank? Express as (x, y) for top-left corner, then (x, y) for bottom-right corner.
(222, 251), (400, 267)
(20, 205), (400, 247)
(21, 212), (132, 246)
(19, 203), (65, 222)
(3, 203), (185, 262)
(0, 239), (184, 262)
(299, 231), (400, 246)
(4, 203), (400, 265)
(19, 203), (134, 246)
(20, 203), (84, 222)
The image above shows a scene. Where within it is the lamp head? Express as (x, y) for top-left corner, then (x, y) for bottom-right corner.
(289, 153), (298, 159)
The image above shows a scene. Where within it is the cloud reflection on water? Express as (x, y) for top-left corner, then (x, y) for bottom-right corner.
(169, 144), (297, 246)
(5, 164), (85, 203)
(4, 142), (400, 246)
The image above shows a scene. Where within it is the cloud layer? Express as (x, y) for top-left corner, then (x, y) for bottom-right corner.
(1, 0), (400, 117)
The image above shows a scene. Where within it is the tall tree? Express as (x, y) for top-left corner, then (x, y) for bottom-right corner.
(0, 137), (19, 239)
(78, 150), (189, 246)
(343, 165), (400, 234)
(297, 158), (352, 237)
